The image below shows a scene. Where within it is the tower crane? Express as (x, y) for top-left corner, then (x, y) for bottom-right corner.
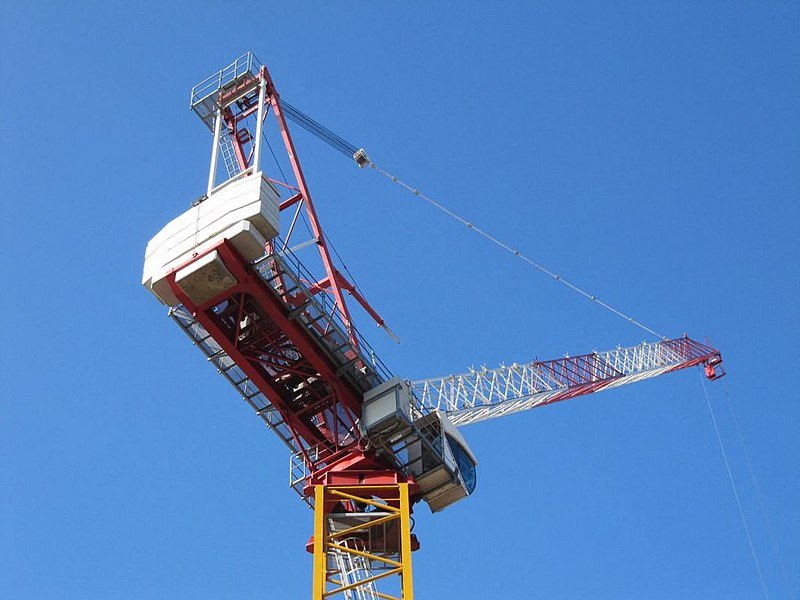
(142, 53), (725, 600)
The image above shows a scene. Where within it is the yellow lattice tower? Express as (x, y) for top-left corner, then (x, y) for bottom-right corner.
(312, 483), (414, 600)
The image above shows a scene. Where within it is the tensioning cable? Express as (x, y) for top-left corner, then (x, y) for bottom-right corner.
(281, 100), (666, 340)
(698, 371), (770, 599)
(364, 159), (666, 339)
(722, 381), (795, 600)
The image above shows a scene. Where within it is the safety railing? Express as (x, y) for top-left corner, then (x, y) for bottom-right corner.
(190, 52), (262, 110)
(189, 51), (263, 130)
(169, 305), (305, 457)
(253, 244), (394, 394)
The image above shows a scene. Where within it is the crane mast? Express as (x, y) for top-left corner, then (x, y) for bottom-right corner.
(142, 53), (725, 600)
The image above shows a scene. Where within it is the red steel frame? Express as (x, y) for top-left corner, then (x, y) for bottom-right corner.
(166, 242), (359, 461)
(214, 65), (393, 350)
(170, 65), (402, 482)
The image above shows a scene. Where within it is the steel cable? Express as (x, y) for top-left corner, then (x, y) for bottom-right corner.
(722, 381), (795, 600)
(278, 101), (666, 339)
(366, 161), (666, 340)
(281, 100), (358, 157)
(698, 371), (770, 599)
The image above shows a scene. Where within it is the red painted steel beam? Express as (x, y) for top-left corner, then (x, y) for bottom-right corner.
(526, 338), (722, 407)
(260, 66), (359, 348)
(166, 241), (367, 453)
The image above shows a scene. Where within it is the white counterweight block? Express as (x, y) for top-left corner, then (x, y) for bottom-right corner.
(142, 172), (280, 305)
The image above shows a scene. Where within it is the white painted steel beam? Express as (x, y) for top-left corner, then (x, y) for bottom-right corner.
(411, 339), (717, 426)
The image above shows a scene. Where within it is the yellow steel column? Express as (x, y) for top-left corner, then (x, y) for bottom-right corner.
(398, 483), (414, 600)
(311, 485), (327, 600)
(312, 482), (415, 599)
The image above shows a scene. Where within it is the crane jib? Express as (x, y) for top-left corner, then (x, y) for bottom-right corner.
(412, 337), (724, 426)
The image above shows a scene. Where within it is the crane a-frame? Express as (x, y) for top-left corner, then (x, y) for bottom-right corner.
(142, 53), (725, 599)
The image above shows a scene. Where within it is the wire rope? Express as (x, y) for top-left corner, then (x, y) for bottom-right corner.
(265, 109), (369, 296)
(698, 370), (770, 599)
(365, 161), (666, 339)
(263, 129), (289, 185)
(721, 381), (795, 600)
(281, 100), (358, 157)
(279, 101), (666, 338)
(323, 229), (369, 299)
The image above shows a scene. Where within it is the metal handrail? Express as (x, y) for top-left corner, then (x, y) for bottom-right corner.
(189, 51), (263, 109)
(253, 244), (394, 385)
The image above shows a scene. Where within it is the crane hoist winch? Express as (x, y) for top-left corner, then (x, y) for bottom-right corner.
(142, 52), (725, 600)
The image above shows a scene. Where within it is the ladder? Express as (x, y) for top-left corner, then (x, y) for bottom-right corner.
(218, 131), (241, 179)
(330, 536), (380, 600)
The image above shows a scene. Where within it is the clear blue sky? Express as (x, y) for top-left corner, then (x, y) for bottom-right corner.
(2, 2), (798, 599)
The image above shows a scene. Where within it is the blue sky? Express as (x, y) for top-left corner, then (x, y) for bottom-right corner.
(2, 2), (798, 598)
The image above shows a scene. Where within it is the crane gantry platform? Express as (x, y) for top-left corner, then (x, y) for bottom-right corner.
(142, 52), (725, 600)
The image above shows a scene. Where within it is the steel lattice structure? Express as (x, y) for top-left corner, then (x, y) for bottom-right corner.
(412, 337), (723, 426)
